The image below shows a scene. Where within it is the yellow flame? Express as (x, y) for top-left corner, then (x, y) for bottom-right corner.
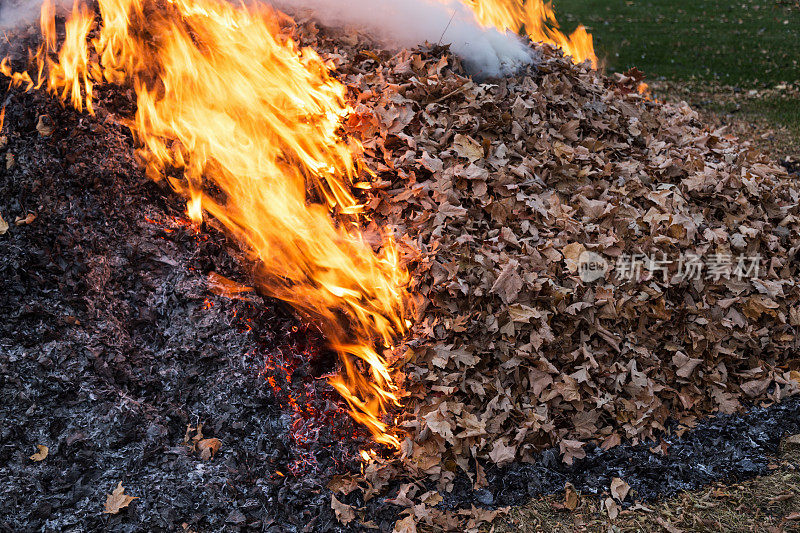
(463, 0), (596, 67)
(2, 0), (410, 448)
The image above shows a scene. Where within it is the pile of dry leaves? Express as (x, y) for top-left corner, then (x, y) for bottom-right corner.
(288, 19), (800, 528)
(303, 22), (800, 471)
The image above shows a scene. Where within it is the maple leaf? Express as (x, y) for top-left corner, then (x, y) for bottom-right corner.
(104, 482), (137, 514)
(488, 439), (516, 465)
(559, 439), (586, 465)
(29, 445), (48, 462)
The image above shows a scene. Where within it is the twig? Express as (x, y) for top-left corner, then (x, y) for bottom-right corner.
(432, 81), (473, 103)
(437, 9), (457, 46)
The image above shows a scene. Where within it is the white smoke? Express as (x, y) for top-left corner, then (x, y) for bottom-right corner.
(272, 0), (535, 77)
(0, 0), (71, 29)
(0, 0), (42, 28)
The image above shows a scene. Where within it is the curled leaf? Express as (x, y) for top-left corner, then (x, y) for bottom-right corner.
(197, 438), (221, 460)
(29, 445), (48, 462)
(610, 477), (631, 501)
(564, 482), (579, 511)
(331, 494), (355, 525)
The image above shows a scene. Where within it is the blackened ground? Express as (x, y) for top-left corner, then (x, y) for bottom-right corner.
(1, 66), (799, 533)
(0, 85), (391, 532)
(437, 396), (800, 510)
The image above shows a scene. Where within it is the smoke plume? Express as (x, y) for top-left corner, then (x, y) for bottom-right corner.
(273, 0), (535, 77)
(0, 0), (42, 28)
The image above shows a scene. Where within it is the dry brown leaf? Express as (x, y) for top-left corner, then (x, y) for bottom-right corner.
(421, 491), (443, 506)
(29, 445), (48, 462)
(562, 242), (586, 273)
(392, 514), (417, 533)
(784, 434), (800, 451)
(452, 134), (483, 163)
(559, 439), (586, 465)
(330, 494), (355, 525)
(610, 477), (631, 501)
(0, 212), (8, 235)
(604, 497), (619, 519)
(103, 481), (137, 514)
(423, 405), (455, 444)
(488, 439), (516, 466)
(601, 433), (622, 450)
(197, 438), (221, 460)
(327, 475), (361, 495)
(183, 423), (203, 445)
(564, 483), (579, 511)
(14, 213), (35, 226)
(36, 114), (54, 137)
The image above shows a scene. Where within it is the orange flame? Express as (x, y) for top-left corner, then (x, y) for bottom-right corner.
(47, 0), (95, 113)
(463, 0), (596, 67)
(3, 0), (409, 448)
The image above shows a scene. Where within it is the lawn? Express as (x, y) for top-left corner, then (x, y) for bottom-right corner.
(552, 0), (800, 149)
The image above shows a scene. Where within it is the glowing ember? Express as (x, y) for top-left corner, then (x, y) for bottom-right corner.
(463, 0), (596, 67)
(2, 0), (410, 448)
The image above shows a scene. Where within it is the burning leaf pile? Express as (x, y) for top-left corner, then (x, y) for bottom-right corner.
(297, 26), (800, 478)
(3, 1), (800, 529)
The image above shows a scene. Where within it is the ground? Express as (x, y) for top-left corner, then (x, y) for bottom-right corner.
(492, 441), (800, 532)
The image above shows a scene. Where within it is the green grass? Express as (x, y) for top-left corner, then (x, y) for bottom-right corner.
(553, 0), (800, 86)
(708, 92), (800, 136)
(548, 0), (800, 153)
